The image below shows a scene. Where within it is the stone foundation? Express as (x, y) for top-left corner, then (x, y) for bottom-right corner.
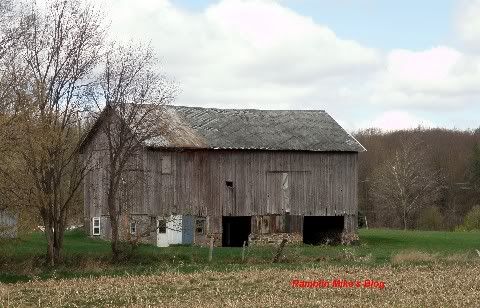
(340, 232), (360, 245)
(194, 233), (223, 247)
(248, 232), (303, 245)
(248, 231), (360, 246)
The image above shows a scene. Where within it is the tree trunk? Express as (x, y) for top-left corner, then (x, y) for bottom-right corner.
(43, 214), (66, 266)
(108, 188), (121, 260)
(46, 232), (55, 267)
(107, 170), (121, 260)
(53, 222), (65, 265)
(110, 216), (120, 259)
(42, 212), (55, 267)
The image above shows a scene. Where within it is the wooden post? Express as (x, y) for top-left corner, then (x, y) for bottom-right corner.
(241, 241), (246, 262)
(208, 236), (214, 262)
(273, 238), (287, 263)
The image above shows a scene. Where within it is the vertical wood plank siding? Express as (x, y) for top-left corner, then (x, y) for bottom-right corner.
(144, 149), (357, 217)
(84, 147), (358, 235)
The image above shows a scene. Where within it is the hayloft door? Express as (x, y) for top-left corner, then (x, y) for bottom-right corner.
(267, 171), (312, 215)
(266, 172), (290, 214)
(225, 180), (236, 215)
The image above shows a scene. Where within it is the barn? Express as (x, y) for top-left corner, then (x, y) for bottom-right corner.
(82, 106), (365, 247)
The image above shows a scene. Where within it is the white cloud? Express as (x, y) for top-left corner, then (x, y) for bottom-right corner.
(457, 0), (480, 50)
(387, 47), (461, 83)
(102, 0), (480, 130)
(369, 46), (480, 108)
(106, 0), (380, 110)
(361, 111), (434, 131)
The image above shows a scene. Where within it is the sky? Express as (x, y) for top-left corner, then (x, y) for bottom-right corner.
(104, 0), (480, 131)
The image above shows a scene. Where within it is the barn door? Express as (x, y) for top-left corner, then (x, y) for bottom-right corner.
(156, 218), (168, 247)
(266, 172), (290, 214)
(224, 180), (236, 215)
(267, 171), (312, 214)
(156, 215), (183, 247)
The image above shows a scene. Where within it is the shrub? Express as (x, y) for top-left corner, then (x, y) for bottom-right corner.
(416, 206), (444, 230)
(458, 205), (480, 231)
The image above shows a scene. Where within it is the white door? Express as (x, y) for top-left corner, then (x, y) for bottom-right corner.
(157, 218), (169, 247)
(167, 215), (183, 245)
(156, 215), (183, 247)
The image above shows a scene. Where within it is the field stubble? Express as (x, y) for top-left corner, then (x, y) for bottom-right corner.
(1, 263), (480, 307)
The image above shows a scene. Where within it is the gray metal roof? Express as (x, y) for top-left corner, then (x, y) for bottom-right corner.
(143, 106), (365, 152)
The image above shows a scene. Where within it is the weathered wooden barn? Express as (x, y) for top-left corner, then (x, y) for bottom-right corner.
(82, 106), (365, 246)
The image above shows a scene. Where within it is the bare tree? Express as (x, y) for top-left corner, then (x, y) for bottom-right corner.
(0, 0), (27, 145)
(0, 0), (105, 265)
(370, 137), (445, 230)
(0, 0), (175, 262)
(92, 43), (176, 258)
(0, 0), (16, 60)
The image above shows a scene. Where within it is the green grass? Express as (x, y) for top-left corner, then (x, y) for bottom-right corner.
(1, 228), (480, 283)
(360, 228), (480, 261)
(1, 228), (111, 256)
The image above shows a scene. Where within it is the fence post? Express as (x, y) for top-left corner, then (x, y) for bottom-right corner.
(208, 236), (214, 262)
(273, 238), (287, 263)
(241, 241), (246, 262)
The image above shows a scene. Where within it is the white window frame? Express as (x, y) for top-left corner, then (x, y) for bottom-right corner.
(92, 217), (100, 236)
(130, 222), (137, 235)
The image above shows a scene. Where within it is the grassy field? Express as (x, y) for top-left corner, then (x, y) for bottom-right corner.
(1, 228), (480, 282)
(1, 229), (480, 306)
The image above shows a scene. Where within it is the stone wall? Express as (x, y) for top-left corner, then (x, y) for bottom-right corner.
(340, 232), (360, 245)
(248, 232), (303, 246)
(249, 231), (360, 246)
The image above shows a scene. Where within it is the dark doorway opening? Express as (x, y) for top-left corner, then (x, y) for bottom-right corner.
(303, 216), (344, 245)
(222, 216), (251, 247)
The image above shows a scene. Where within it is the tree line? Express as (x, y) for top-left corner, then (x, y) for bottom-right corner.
(355, 128), (480, 231)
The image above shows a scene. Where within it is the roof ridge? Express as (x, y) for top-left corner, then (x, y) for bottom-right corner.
(169, 105), (326, 112)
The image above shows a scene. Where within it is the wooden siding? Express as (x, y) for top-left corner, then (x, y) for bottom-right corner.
(251, 215), (303, 234)
(143, 149), (358, 217)
(84, 144), (358, 237)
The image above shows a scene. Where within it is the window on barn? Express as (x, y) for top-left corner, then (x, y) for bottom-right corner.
(158, 219), (167, 233)
(130, 222), (136, 235)
(195, 218), (206, 234)
(92, 217), (100, 235)
(161, 155), (171, 174)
